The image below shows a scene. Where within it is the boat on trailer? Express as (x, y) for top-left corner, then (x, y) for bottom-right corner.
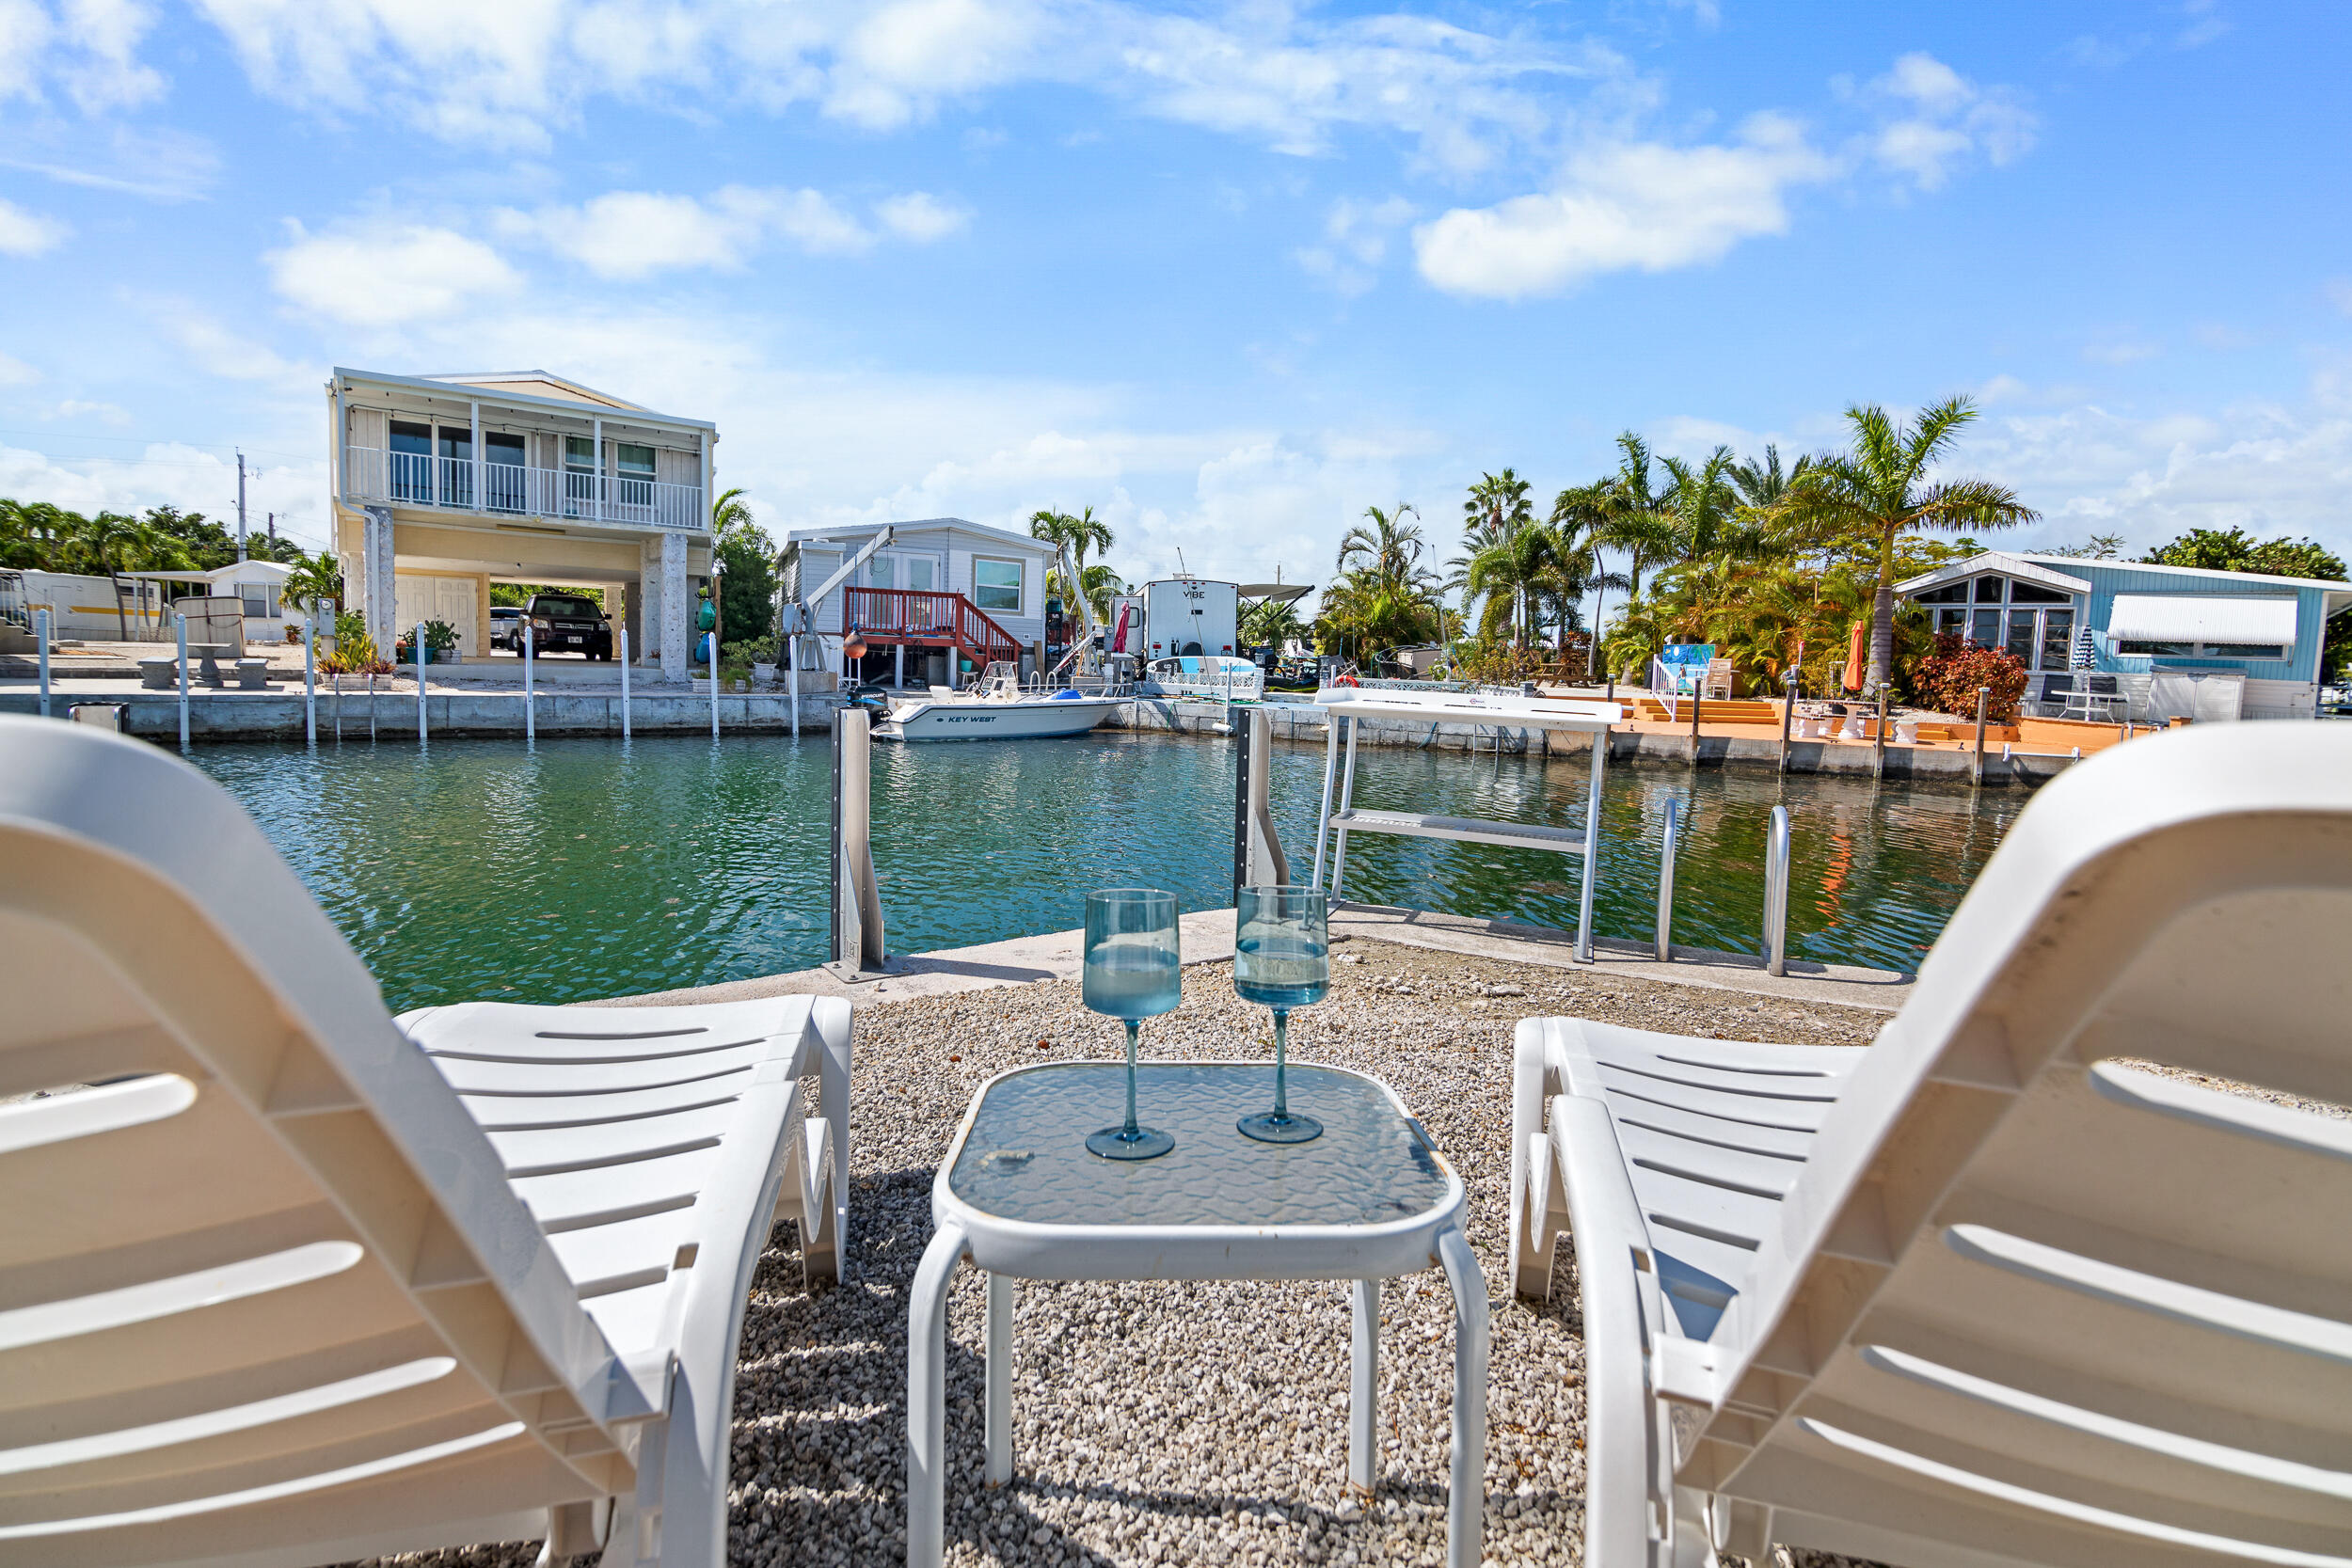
(874, 662), (1122, 741)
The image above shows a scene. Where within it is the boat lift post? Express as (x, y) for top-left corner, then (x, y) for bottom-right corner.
(35, 607), (49, 717)
(1655, 795), (1679, 962)
(709, 555), (723, 740)
(785, 527), (896, 740)
(303, 603), (316, 745)
(828, 705), (886, 977)
(415, 623), (427, 744)
(1763, 804), (1791, 977)
(1232, 706), (1289, 894)
(523, 620), (535, 743)
(618, 626), (631, 738)
(175, 612), (189, 752)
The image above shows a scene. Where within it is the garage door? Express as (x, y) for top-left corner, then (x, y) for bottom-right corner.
(392, 575), (482, 657)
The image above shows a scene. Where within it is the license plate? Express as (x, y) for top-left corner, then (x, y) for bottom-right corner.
(566, 636), (582, 644)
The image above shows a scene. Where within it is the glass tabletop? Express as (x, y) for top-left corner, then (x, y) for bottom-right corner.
(946, 1063), (1454, 1228)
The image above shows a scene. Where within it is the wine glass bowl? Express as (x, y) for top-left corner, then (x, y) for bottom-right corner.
(1082, 889), (1181, 1160)
(1234, 885), (1328, 1144)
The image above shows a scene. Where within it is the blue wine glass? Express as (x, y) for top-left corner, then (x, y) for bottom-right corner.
(1233, 885), (1328, 1144)
(1082, 888), (1182, 1160)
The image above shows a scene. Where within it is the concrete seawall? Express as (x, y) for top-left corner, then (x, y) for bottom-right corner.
(0, 687), (837, 739)
(0, 685), (2071, 784)
(1108, 696), (2073, 786)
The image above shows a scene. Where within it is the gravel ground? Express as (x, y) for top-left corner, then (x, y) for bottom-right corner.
(354, 940), (1887, 1568)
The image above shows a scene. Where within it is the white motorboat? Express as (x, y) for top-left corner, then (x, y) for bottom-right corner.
(875, 662), (1123, 741)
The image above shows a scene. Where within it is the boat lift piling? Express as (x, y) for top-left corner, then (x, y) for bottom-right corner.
(1655, 796), (1680, 961)
(1763, 805), (1791, 976)
(523, 622), (535, 743)
(175, 613), (189, 752)
(303, 606), (316, 745)
(828, 706), (886, 977)
(1778, 670), (1796, 773)
(415, 623), (427, 744)
(619, 627), (631, 738)
(35, 608), (49, 718)
(1232, 707), (1289, 894)
(1972, 687), (1989, 787)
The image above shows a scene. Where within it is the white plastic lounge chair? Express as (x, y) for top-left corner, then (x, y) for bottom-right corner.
(0, 717), (849, 1568)
(1509, 721), (2352, 1566)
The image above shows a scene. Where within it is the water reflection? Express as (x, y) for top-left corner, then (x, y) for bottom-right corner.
(196, 730), (2023, 1011)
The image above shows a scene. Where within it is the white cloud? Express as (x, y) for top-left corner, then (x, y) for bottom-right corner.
(0, 0), (53, 103)
(264, 221), (520, 326)
(0, 194), (67, 254)
(496, 185), (965, 278)
(874, 191), (969, 244)
(186, 0), (1598, 172)
(1864, 52), (2036, 191)
(1295, 195), (1412, 296)
(151, 302), (303, 383)
(56, 0), (163, 110)
(1413, 113), (1833, 300)
(43, 397), (129, 424)
(0, 348), (37, 383)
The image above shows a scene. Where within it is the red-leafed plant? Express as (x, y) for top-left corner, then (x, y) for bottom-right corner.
(1909, 632), (2028, 722)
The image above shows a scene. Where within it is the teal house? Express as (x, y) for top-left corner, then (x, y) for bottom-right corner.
(1897, 551), (2352, 721)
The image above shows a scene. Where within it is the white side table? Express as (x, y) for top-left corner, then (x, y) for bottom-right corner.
(907, 1060), (1487, 1567)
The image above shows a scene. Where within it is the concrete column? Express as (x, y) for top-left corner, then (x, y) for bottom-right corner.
(360, 505), (397, 653)
(660, 531), (689, 682)
(639, 537), (663, 665)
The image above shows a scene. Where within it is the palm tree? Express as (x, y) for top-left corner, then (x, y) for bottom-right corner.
(711, 485), (755, 541)
(74, 510), (138, 640)
(1545, 489), (1630, 674)
(1337, 502), (1425, 582)
(1730, 444), (1810, 511)
(1029, 506), (1115, 618)
(1777, 397), (2039, 693)
(1052, 561), (1124, 623)
(283, 549), (342, 616)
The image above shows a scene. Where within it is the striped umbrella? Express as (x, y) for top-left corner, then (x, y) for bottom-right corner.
(2073, 625), (2098, 670)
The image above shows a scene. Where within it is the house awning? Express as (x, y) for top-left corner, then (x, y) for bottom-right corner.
(2107, 594), (2298, 643)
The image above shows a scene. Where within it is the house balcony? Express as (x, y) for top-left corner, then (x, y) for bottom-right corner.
(342, 446), (707, 533)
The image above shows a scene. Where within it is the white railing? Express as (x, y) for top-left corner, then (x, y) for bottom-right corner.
(343, 446), (705, 531)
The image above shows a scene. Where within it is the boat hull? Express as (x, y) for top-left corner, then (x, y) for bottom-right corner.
(879, 696), (1121, 740)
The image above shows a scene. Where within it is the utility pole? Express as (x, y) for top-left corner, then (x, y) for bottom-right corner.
(267, 511), (276, 545)
(235, 451), (248, 562)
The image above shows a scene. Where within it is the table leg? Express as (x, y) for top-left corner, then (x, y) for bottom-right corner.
(1349, 1278), (1378, 1492)
(906, 1221), (967, 1568)
(1438, 1227), (1489, 1568)
(986, 1272), (1015, 1485)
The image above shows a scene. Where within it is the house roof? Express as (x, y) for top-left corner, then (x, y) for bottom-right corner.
(330, 367), (715, 432)
(2015, 551), (2352, 593)
(123, 561), (295, 584)
(422, 371), (644, 411)
(782, 517), (1059, 556)
(1896, 551), (2093, 598)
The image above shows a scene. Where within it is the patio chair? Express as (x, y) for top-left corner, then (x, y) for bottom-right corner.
(0, 717), (849, 1568)
(1701, 658), (1735, 701)
(1508, 721), (2352, 1565)
(2035, 670), (2077, 718)
(2079, 672), (2127, 723)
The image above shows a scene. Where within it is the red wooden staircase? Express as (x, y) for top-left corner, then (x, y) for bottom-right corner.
(842, 588), (1022, 676)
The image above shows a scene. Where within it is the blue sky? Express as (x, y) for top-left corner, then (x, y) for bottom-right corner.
(3, 0), (2348, 604)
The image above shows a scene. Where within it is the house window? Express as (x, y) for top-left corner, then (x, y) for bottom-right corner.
(238, 584), (276, 618)
(2204, 642), (2287, 659)
(616, 443), (655, 478)
(904, 556), (937, 592)
(2118, 639), (2288, 660)
(1915, 581), (1970, 604)
(973, 558), (1023, 612)
(564, 436), (597, 472)
(1974, 576), (2007, 602)
(389, 420), (432, 502)
(868, 556), (896, 589)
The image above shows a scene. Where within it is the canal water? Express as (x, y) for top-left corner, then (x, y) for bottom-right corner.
(197, 730), (2026, 1012)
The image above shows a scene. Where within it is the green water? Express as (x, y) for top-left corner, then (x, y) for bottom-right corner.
(194, 730), (2025, 1011)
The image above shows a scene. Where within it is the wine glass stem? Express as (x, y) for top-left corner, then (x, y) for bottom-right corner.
(1272, 1008), (1289, 1118)
(1122, 1019), (1141, 1138)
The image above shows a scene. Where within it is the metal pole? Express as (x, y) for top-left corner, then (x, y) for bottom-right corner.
(1778, 669), (1795, 773)
(619, 626), (630, 738)
(1577, 721), (1605, 963)
(710, 641), (721, 739)
(176, 612), (189, 752)
(35, 608), (49, 717)
(787, 630), (800, 738)
(1688, 689), (1700, 767)
(1763, 804), (1790, 977)
(711, 558), (724, 739)
(333, 671), (342, 743)
(1873, 685), (1889, 779)
(369, 671), (376, 742)
(1311, 710), (1340, 891)
(1329, 710), (1361, 900)
(524, 620), (535, 743)
(1655, 795), (1678, 962)
(1972, 686), (1989, 788)
(415, 622), (427, 743)
(304, 606), (316, 744)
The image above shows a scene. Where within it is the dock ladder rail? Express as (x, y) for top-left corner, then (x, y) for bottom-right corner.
(1310, 689), (1622, 961)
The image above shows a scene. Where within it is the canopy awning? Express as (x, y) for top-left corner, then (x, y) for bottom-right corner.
(1237, 582), (1313, 604)
(2107, 594), (2298, 643)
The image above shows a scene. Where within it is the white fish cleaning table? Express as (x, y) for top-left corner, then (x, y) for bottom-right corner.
(906, 1060), (1486, 1568)
(1310, 689), (1623, 959)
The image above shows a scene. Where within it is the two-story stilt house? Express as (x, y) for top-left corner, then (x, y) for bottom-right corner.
(328, 369), (717, 680)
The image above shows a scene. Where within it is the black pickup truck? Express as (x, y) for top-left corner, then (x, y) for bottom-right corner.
(521, 593), (612, 659)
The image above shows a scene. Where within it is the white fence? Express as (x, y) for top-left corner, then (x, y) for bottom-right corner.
(343, 447), (704, 531)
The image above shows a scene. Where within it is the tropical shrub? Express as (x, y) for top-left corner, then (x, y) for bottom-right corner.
(1909, 633), (2028, 722)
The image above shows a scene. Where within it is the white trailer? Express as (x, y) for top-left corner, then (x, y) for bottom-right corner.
(1142, 578), (1239, 660)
